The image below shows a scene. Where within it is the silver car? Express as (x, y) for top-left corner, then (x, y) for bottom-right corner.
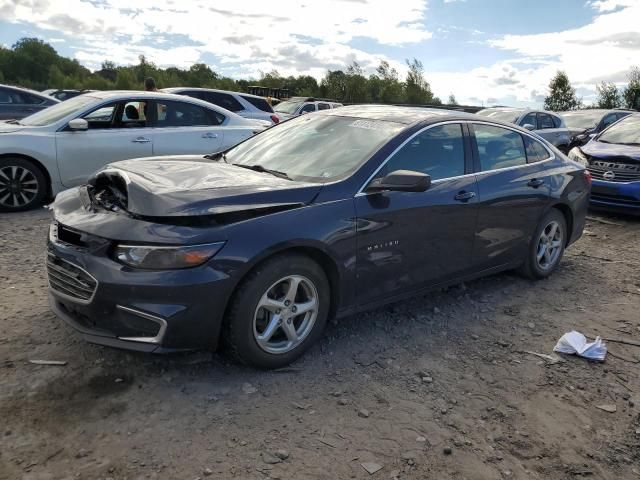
(477, 108), (571, 153)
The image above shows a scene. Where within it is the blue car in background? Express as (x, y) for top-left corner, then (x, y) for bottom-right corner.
(568, 113), (640, 215)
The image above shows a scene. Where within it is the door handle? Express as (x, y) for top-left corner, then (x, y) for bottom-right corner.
(527, 178), (545, 188)
(454, 191), (476, 202)
(202, 132), (219, 139)
(132, 137), (151, 143)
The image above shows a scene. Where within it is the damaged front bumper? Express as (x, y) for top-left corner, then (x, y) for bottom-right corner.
(46, 219), (235, 353)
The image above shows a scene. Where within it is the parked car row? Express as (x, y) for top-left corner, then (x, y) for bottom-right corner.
(0, 84), (59, 120)
(0, 90), (270, 211)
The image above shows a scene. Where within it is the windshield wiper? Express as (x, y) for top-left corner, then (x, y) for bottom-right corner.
(232, 164), (292, 180)
(4, 119), (21, 125)
(618, 142), (640, 146)
(204, 152), (228, 163)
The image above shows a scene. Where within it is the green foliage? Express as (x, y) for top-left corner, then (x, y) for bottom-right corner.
(405, 58), (434, 104)
(622, 66), (640, 110)
(595, 82), (622, 108)
(544, 71), (581, 111)
(0, 36), (457, 107)
(447, 94), (457, 106)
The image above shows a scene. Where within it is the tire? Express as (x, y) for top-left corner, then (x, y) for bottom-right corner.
(224, 253), (330, 369)
(519, 209), (567, 279)
(0, 157), (47, 212)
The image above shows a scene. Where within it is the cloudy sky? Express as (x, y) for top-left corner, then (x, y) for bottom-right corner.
(1, 0), (639, 106)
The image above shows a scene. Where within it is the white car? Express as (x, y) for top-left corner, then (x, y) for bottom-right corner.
(163, 87), (281, 125)
(274, 98), (343, 121)
(0, 91), (270, 211)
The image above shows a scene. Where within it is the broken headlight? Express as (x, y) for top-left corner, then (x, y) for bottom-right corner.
(113, 242), (225, 270)
(568, 147), (588, 166)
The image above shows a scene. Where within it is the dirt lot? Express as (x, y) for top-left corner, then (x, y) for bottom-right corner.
(1, 208), (639, 480)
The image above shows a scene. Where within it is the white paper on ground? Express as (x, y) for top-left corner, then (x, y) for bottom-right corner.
(553, 331), (607, 361)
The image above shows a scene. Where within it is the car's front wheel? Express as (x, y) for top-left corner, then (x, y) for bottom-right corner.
(520, 209), (567, 279)
(224, 253), (330, 369)
(0, 157), (47, 212)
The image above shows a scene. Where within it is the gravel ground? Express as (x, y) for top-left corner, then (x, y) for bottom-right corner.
(0, 208), (639, 480)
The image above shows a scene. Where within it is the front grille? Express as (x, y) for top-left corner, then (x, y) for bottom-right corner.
(46, 253), (97, 303)
(587, 160), (640, 183)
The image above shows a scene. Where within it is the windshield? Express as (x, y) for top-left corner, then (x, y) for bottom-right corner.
(274, 101), (303, 114)
(20, 95), (98, 126)
(224, 114), (404, 182)
(476, 109), (520, 124)
(597, 114), (640, 145)
(559, 111), (603, 129)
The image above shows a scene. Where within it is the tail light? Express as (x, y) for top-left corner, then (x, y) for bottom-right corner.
(583, 170), (592, 185)
(270, 114), (280, 124)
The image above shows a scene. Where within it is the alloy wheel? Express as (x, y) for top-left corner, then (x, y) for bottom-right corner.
(253, 275), (319, 354)
(536, 220), (563, 270)
(0, 165), (40, 209)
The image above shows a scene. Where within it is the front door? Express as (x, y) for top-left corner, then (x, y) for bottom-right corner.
(149, 99), (223, 156)
(469, 123), (552, 269)
(355, 123), (479, 306)
(56, 100), (153, 187)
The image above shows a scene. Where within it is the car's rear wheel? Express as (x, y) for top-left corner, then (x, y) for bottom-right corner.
(224, 253), (330, 369)
(0, 157), (47, 212)
(520, 209), (567, 279)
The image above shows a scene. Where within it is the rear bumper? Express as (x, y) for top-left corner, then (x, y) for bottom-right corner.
(589, 179), (640, 215)
(46, 237), (235, 352)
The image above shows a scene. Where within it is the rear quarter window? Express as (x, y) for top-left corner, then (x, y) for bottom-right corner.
(524, 136), (551, 163)
(204, 92), (244, 112)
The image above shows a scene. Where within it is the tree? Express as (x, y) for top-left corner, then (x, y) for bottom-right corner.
(622, 66), (640, 110)
(447, 94), (458, 105)
(375, 60), (403, 104)
(595, 82), (622, 108)
(320, 70), (347, 100)
(344, 62), (368, 103)
(544, 71), (581, 111)
(405, 58), (434, 104)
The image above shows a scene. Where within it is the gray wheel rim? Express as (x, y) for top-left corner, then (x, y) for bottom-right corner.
(0, 165), (39, 208)
(253, 275), (319, 354)
(536, 220), (563, 270)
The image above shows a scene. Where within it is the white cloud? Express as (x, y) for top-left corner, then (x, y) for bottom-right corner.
(481, 0), (640, 105)
(0, 0), (430, 78)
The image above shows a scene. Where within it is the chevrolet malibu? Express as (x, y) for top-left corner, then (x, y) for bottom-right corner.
(47, 106), (590, 368)
(0, 91), (269, 212)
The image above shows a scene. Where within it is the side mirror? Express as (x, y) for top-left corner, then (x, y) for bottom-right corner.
(366, 170), (431, 193)
(68, 118), (88, 131)
(588, 133), (597, 139)
(523, 123), (535, 131)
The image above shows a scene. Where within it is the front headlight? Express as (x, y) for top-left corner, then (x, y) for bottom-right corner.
(113, 242), (225, 269)
(568, 147), (588, 165)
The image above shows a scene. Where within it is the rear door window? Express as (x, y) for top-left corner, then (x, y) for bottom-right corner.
(551, 115), (562, 128)
(318, 103), (331, 110)
(537, 113), (555, 129)
(203, 92), (244, 112)
(240, 95), (274, 113)
(0, 88), (12, 104)
(153, 100), (224, 127)
(473, 124), (527, 171)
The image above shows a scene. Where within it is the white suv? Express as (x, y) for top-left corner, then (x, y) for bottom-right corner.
(163, 88), (281, 125)
(274, 98), (343, 120)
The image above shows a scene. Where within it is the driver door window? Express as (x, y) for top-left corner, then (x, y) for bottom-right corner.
(300, 104), (316, 114)
(81, 101), (148, 129)
(377, 123), (465, 181)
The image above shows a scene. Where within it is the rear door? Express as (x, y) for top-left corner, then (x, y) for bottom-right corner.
(470, 123), (552, 270)
(535, 112), (570, 149)
(149, 99), (224, 155)
(56, 99), (153, 187)
(355, 123), (479, 305)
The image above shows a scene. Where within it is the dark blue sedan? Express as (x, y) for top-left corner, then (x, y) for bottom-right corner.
(568, 113), (640, 215)
(47, 106), (590, 368)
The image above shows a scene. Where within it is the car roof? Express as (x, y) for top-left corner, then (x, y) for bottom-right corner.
(1, 83), (60, 102)
(557, 109), (634, 115)
(161, 87), (266, 100)
(320, 104), (476, 125)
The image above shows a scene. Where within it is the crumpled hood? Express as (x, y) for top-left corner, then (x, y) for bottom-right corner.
(0, 122), (25, 134)
(582, 140), (640, 163)
(88, 156), (322, 217)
